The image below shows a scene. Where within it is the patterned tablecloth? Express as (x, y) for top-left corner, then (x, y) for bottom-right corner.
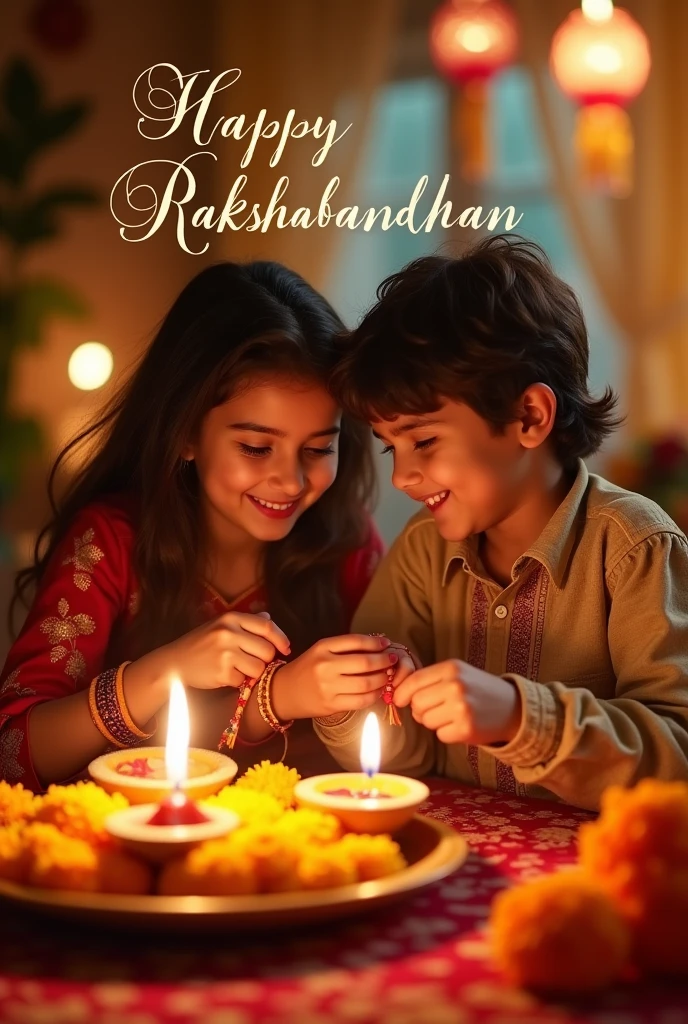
(0, 780), (686, 1024)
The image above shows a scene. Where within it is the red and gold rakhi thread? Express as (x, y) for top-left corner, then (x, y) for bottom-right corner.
(369, 633), (402, 727)
(219, 675), (257, 751)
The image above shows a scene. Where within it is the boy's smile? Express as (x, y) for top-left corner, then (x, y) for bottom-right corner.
(371, 402), (521, 542)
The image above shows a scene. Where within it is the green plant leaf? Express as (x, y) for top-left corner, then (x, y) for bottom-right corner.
(0, 183), (98, 248)
(0, 413), (44, 503)
(33, 100), (90, 149)
(0, 130), (26, 187)
(33, 184), (99, 210)
(3, 57), (42, 123)
(10, 278), (88, 346)
(0, 202), (59, 247)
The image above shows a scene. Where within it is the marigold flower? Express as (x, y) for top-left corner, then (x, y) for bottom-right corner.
(235, 760), (301, 808)
(578, 779), (688, 978)
(0, 825), (27, 883)
(0, 781), (40, 827)
(34, 781), (128, 846)
(489, 870), (631, 992)
(204, 786), (283, 824)
(579, 780), (688, 880)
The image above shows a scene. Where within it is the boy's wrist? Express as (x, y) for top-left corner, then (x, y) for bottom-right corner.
(502, 679), (523, 743)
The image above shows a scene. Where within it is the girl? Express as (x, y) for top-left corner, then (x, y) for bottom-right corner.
(1, 261), (396, 791)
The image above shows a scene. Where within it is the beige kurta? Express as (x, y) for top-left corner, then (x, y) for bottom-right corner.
(314, 461), (688, 810)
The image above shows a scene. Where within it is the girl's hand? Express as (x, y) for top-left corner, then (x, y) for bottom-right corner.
(393, 659), (522, 746)
(141, 611), (291, 691)
(271, 633), (398, 720)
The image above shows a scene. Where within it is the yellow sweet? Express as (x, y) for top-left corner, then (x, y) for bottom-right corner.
(297, 845), (357, 890)
(274, 808), (342, 846)
(24, 824), (100, 893)
(337, 833), (407, 881)
(159, 838), (259, 896)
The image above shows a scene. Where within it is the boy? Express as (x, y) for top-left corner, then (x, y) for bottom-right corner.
(315, 236), (688, 810)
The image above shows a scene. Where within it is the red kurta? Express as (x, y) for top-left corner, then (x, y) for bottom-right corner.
(0, 496), (384, 791)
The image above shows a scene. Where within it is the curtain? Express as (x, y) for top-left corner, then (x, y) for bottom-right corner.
(513, 0), (688, 435)
(211, 0), (400, 292)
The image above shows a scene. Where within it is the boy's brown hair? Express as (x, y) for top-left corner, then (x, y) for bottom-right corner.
(332, 235), (622, 468)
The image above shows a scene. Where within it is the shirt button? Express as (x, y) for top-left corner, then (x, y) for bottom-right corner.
(494, 605), (508, 619)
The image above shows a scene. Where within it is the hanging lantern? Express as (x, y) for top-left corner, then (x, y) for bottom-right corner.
(550, 0), (651, 197)
(429, 0), (519, 181)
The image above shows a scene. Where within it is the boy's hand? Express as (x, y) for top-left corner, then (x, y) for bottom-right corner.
(393, 659), (522, 746)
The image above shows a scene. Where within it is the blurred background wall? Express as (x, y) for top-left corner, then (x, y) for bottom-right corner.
(1, 0), (688, 661)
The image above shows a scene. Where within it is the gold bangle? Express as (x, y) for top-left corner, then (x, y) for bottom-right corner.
(256, 660), (291, 734)
(115, 662), (156, 739)
(88, 675), (121, 747)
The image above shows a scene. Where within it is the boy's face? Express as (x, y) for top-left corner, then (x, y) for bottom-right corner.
(371, 399), (532, 542)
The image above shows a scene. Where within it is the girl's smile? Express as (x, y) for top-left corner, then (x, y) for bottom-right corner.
(246, 493), (301, 519)
(186, 377), (341, 549)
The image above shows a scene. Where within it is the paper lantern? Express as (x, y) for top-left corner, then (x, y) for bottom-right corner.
(429, 0), (519, 180)
(550, 0), (651, 196)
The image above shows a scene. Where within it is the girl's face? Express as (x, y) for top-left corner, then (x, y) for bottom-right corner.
(186, 377), (341, 545)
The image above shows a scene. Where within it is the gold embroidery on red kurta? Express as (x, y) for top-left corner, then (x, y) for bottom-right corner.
(0, 668), (35, 698)
(39, 598), (96, 683)
(0, 727), (25, 781)
(62, 527), (104, 592)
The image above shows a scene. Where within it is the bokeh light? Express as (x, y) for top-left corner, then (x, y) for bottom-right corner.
(68, 342), (113, 391)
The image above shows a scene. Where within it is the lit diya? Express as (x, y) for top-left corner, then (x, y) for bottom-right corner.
(294, 712), (429, 834)
(101, 680), (239, 863)
(89, 682), (237, 805)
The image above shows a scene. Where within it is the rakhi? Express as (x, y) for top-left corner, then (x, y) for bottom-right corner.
(219, 674), (257, 751)
(369, 633), (402, 726)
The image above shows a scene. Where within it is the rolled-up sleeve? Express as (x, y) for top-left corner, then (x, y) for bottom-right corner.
(483, 531), (688, 809)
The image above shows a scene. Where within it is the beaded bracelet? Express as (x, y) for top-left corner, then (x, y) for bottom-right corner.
(88, 662), (156, 748)
(256, 660), (291, 735)
(369, 633), (402, 726)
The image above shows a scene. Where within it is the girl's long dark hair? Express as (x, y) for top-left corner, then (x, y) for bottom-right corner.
(11, 261), (376, 656)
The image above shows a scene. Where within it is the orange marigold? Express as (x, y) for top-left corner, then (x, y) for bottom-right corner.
(578, 779), (688, 977)
(489, 870), (631, 993)
(579, 780), (688, 881)
(0, 781), (39, 827)
(0, 825), (27, 883)
(34, 781), (128, 846)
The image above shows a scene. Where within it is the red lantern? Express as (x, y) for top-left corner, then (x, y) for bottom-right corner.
(430, 0), (519, 181)
(550, 0), (651, 196)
